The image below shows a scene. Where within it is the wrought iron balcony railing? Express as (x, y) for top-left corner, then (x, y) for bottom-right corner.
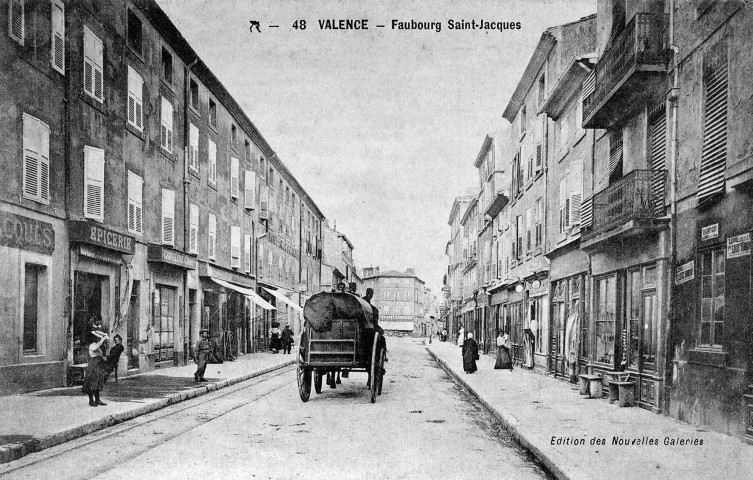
(581, 169), (666, 238)
(582, 13), (668, 124)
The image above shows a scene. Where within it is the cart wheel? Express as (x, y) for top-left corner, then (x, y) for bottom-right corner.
(297, 351), (311, 402)
(370, 333), (380, 403)
(377, 349), (385, 395)
(314, 370), (323, 394)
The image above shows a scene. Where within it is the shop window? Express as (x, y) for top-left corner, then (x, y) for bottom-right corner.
(162, 47), (173, 85)
(594, 275), (617, 365)
(700, 249), (725, 347)
(23, 264), (43, 353)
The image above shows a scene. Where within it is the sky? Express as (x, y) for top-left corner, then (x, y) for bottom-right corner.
(158, 0), (596, 296)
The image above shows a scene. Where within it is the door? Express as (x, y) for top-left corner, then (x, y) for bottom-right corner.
(640, 290), (658, 370)
(73, 272), (104, 364)
(127, 280), (140, 369)
(154, 285), (176, 364)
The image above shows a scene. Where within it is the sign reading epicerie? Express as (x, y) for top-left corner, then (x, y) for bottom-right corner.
(68, 220), (135, 254)
(0, 210), (55, 255)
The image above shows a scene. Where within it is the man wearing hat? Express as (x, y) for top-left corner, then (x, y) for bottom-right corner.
(193, 329), (211, 382)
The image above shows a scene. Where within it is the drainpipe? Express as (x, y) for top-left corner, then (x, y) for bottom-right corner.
(64, 6), (73, 366)
(183, 58), (197, 364)
(664, 0), (680, 415)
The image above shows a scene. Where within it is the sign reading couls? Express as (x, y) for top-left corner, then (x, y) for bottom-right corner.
(0, 210), (55, 255)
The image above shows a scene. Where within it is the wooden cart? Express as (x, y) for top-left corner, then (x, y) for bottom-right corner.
(297, 292), (386, 403)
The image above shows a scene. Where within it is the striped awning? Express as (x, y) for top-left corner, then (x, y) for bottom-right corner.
(211, 277), (275, 310)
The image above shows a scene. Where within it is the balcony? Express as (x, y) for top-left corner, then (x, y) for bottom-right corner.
(582, 13), (668, 129)
(581, 170), (667, 249)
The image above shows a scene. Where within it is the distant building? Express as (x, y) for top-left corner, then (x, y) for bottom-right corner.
(320, 222), (360, 292)
(362, 267), (426, 336)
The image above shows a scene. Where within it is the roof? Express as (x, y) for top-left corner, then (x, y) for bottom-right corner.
(538, 54), (595, 119)
(448, 196), (474, 226)
(474, 135), (494, 168)
(365, 270), (426, 284)
(460, 197), (478, 226)
(338, 233), (354, 251)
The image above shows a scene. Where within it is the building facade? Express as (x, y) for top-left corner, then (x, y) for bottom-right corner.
(362, 267), (425, 336)
(320, 222), (359, 293)
(446, 196), (473, 342)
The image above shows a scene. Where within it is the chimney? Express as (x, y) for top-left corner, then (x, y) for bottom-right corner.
(406, 268), (415, 276)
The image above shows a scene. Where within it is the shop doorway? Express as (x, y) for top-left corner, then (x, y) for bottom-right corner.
(73, 272), (106, 364)
(154, 285), (176, 365)
(127, 280), (140, 369)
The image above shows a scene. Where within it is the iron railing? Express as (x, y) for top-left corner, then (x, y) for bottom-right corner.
(582, 169), (666, 237)
(583, 13), (668, 121)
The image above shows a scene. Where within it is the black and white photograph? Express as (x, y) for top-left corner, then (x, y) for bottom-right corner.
(1, 0), (752, 478)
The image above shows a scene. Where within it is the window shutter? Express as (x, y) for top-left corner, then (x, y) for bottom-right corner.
(230, 157), (239, 198)
(83, 27), (103, 102)
(23, 114), (50, 205)
(208, 139), (217, 183)
(160, 97), (173, 152)
(189, 123), (199, 170)
(208, 214), (216, 260)
(535, 143), (542, 172)
(9, 0), (24, 44)
(569, 193), (582, 226)
(231, 226), (240, 268)
(244, 170), (256, 209)
(51, 0), (64, 74)
(127, 66), (143, 131)
(127, 171), (143, 234)
(259, 184), (269, 219)
(161, 189), (175, 245)
(649, 104), (667, 215)
(189, 204), (198, 254)
(698, 40), (728, 203)
(84, 146), (104, 221)
(244, 234), (251, 272)
(526, 208), (532, 252)
(609, 132), (623, 183)
(559, 177), (567, 231)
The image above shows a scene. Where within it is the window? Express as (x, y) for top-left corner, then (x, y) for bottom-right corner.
(188, 123), (199, 171)
(127, 171), (143, 235)
(161, 189), (175, 246)
(83, 27), (103, 102)
(244, 234), (252, 273)
(189, 204), (198, 254)
(569, 192), (582, 227)
(22, 114), (50, 205)
(259, 156), (265, 178)
(83, 146), (104, 221)
(525, 208), (532, 254)
(534, 198), (542, 247)
(230, 157), (239, 199)
(537, 73), (546, 108)
(515, 215), (523, 260)
(187, 79), (199, 111)
(698, 40), (728, 203)
(231, 226), (240, 268)
(127, 10), (142, 56)
(244, 140), (251, 165)
(520, 106), (527, 137)
(162, 47), (173, 85)
(559, 177), (569, 233)
(245, 170), (256, 209)
(8, 0), (24, 45)
(231, 124), (237, 150)
(700, 249), (725, 347)
(527, 155), (533, 180)
(208, 139), (217, 184)
(23, 264), (43, 352)
(127, 66), (143, 131)
(208, 213), (216, 260)
(608, 131), (623, 185)
(559, 111), (570, 149)
(51, 0), (65, 74)
(208, 98), (217, 127)
(160, 97), (173, 153)
(594, 275), (617, 364)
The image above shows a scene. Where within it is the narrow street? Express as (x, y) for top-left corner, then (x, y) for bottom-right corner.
(1, 338), (551, 480)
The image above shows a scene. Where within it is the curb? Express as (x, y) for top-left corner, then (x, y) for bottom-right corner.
(426, 348), (576, 480)
(0, 359), (295, 465)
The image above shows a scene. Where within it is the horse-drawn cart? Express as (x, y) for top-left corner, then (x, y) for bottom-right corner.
(297, 292), (386, 403)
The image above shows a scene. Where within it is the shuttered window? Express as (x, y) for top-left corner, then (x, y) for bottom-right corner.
(559, 176), (568, 232)
(230, 156), (239, 199)
(127, 171), (143, 235)
(161, 189), (175, 246)
(22, 114), (50, 205)
(609, 131), (623, 185)
(83, 27), (103, 103)
(208, 139), (217, 185)
(525, 208), (532, 253)
(189, 123), (199, 170)
(259, 184), (269, 219)
(127, 66), (143, 131)
(245, 170), (256, 209)
(189, 204), (198, 254)
(534, 198), (542, 247)
(160, 97), (173, 153)
(9, 0), (24, 45)
(51, 0), (65, 74)
(208, 214), (216, 260)
(649, 104), (667, 215)
(83, 146), (104, 221)
(569, 192), (582, 226)
(244, 234), (252, 273)
(231, 226), (240, 268)
(698, 40), (728, 204)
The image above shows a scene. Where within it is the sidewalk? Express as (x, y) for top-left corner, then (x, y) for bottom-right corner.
(0, 352), (295, 464)
(427, 341), (752, 480)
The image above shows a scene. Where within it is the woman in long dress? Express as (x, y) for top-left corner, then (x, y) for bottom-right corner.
(494, 330), (513, 370)
(462, 332), (479, 374)
(82, 332), (109, 407)
(269, 324), (282, 353)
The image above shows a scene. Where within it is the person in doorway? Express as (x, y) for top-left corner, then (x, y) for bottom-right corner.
(462, 332), (479, 374)
(281, 324), (294, 354)
(269, 324), (282, 353)
(193, 329), (211, 382)
(494, 330), (513, 371)
(104, 334), (125, 380)
(82, 331), (109, 407)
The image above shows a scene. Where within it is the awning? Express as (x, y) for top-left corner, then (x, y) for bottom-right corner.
(211, 277), (275, 310)
(262, 287), (303, 313)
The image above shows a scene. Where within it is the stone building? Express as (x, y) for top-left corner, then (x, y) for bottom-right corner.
(362, 267), (425, 336)
(320, 222), (359, 293)
(446, 196), (473, 342)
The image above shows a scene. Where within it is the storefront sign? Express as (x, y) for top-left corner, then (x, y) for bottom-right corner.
(0, 210), (55, 255)
(675, 261), (694, 285)
(727, 233), (751, 259)
(68, 220), (135, 254)
(147, 244), (197, 269)
(701, 224), (719, 241)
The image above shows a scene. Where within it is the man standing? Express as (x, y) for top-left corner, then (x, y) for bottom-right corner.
(281, 324), (294, 354)
(193, 329), (211, 382)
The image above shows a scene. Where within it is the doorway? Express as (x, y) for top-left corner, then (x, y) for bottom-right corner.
(73, 272), (106, 364)
(127, 280), (140, 369)
(154, 285), (176, 365)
